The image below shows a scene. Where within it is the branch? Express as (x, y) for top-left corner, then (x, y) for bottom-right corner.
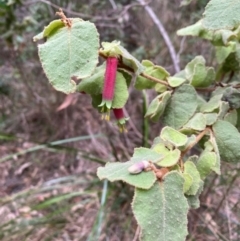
(136, 0), (180, 73)
(181, 128), (210, 158)
(141, 72), (170, 87)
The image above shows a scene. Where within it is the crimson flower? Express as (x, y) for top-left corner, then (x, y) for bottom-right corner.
(99, 56), (118, 120)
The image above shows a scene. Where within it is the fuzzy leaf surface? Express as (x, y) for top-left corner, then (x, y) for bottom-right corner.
(185, 56), (215, 88)
(163, 84), (198, 129)
(184, 113), (206, 131)
(186, 182), (204, 209)
(224, 110), (238, 126)
(97, 148), (161, 189)
(132, 171), (188, 241)
(36, 19), (99, 94)
(200, 94), (222, 113)
(204, 113), (218, 125)
(184, 161), (203, 195)
(157, 149), (181, 167)
(160, 127), (188, 147)
(203, 0), (240, 30)
(196, 151), (217, 179)
(145, 92), (171, 122)
(213, 120), (240, 163)
(167, 77), (186, 87)
(222, 87), (240, 109)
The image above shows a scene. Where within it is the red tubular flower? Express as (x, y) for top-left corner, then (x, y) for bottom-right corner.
(113, 108), (128, 132)
(99, 57), (118, 120)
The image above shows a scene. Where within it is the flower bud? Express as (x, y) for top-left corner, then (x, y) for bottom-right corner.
(128, 161), (150, 174)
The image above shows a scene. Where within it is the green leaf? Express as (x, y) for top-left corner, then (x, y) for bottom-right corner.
(112, 73), (129, 109)
(222, 87), (240, 109)
(209, 136), (221, 174)
(196, 95), (207, 111)
(218, 101), (230, 119)
(145, 92), (171, 122)
(132, 171), (189, 241)
(196, 151), (218, 179)
(167, 77), (186, 87)
(186, 182), (204, 209)
(35, 19), (99, 94)
(215, 43), (236, 64)
(183, 173), (193, 193)
(157, 149), (181, 167)
(152, 143), (170, 156)
(97, 148), (161, 189)
(135, 75), (156, 90)
(203, 0), (240, 30)
(100, 41), (144, 75)
(224, 110), (238, 126)
(184, 161), (203, 195)
(33, 20), (65, 41)
(77, 64), (105, 95)
(155, 83), (168, 93)
(237, 108), (240, 130)
(184, 113), (206, 131)
(177, 20), (237, 46)
(200, 94), (222, 113)
(213, 120), (240, 163)
(163, 84), (198, 129)
(204, 113), (218, 125)
(160, 126), (188, 147)
(179, 135), (196, 152)
(185, 56), (215, 88)
(78, 65), (129, 109)
(135, 60), (169, 90)
(221, 51), (240, 72)
(177, 20), (212, 40)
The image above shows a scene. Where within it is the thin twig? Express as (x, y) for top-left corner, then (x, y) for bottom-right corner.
(25, 0), (151, 22)
(99, 52), (171, 88)
(133, 226), (140, 241)
(141, 72), (170, 87)
(177, 36), (186, 66)
(225, 199), (233, 241)
(194, 211), (230, 241)
(136, 0), (180, 73)
(108, 0), (117, 10)
(181, 128), (210, 158)
(24, 0), (91, 18)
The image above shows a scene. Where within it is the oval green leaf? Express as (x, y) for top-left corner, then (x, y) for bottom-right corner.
(36, 19), (99, 94)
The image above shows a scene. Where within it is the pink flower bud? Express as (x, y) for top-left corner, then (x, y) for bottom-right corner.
(128, 161), (150, 174)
